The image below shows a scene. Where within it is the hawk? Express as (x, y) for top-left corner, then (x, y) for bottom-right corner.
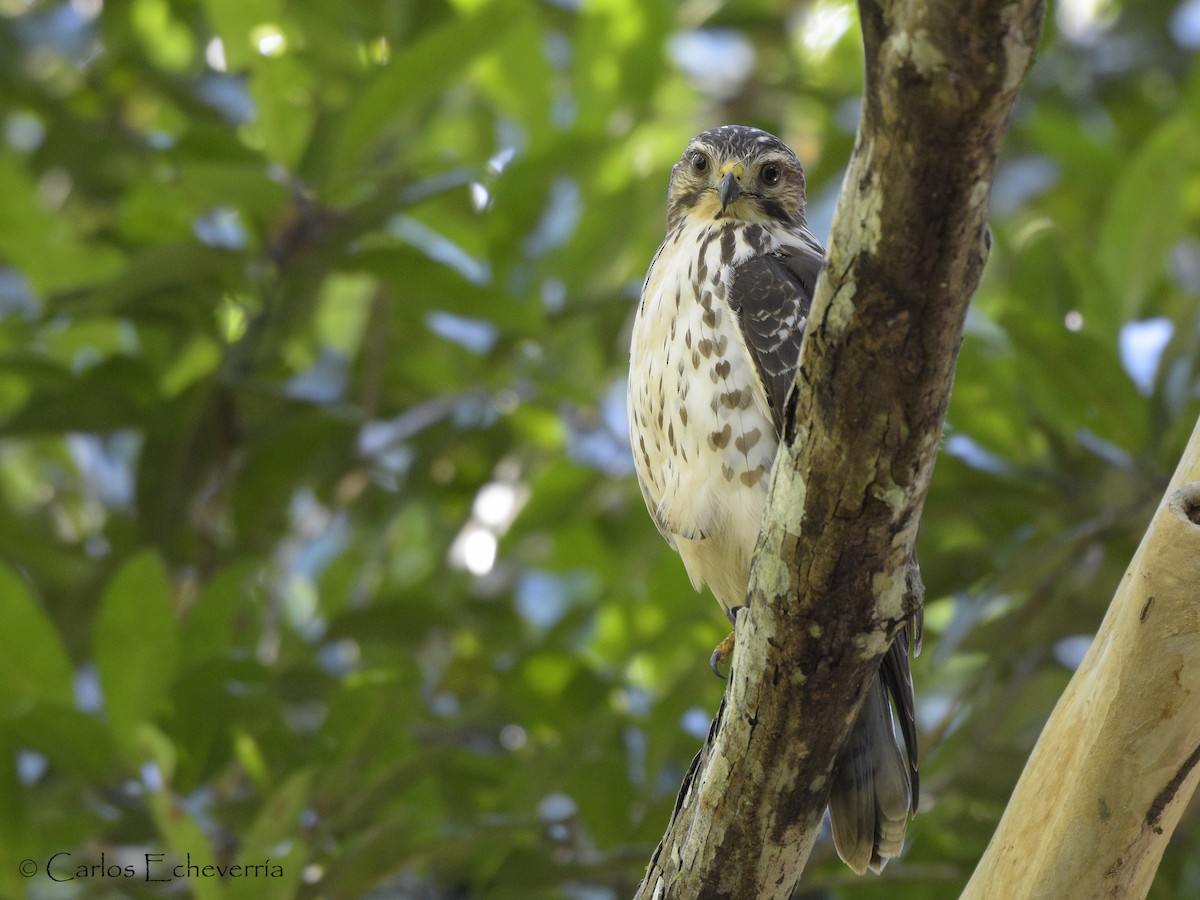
(627, 125), (918, 874)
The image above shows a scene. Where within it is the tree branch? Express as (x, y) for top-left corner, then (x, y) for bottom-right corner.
(961, 417), (1200, 900)
(635, 0), (1045, 895)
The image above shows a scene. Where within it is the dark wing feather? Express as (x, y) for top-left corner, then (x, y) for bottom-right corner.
(734, 229), (922, 814)
(879, 624), (920, 812)
(728, 233), (824, 434)
(879, 555), (925, 812)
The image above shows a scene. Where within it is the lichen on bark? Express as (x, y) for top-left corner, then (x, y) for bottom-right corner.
(634, 0), (1046, 894)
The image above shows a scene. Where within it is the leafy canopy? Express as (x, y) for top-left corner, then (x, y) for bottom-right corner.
(0, 0), (1197, 897)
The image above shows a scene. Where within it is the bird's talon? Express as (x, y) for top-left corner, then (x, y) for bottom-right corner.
(710, 630), (737, 678)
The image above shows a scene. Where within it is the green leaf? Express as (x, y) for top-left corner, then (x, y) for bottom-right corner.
(230, 398), (358, 544)
(5, 704), (117, 779)
(93, 551), (181, 746)
(472, 16), (554, 140)
(0, 563), (74, 715)
(1098, 115), (1200, 319)
(328, 1), (522, 186)
(199, 0), (283, 69)
(145, 787), (225, 900)
(226, 769), (314, 900)
(81, 243), (247, 314)
(134, 381), (226, 561)
(115, 161), (288, 246)
(0, 356), (158, 435)
(180, 560), (262, 669)
(248, 53), (316, 169)
(0, 159), (124, 294)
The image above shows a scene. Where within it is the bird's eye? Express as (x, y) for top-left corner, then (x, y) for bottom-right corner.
(761, 163), (782, 186)
(690, 152), (708, 173)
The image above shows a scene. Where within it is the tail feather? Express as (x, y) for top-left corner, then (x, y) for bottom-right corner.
(828, 670), (915, 873)
(828, 561), (924, 874)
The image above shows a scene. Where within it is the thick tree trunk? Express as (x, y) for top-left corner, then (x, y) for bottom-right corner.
(962, 417), (1200, 900)
(635, 0), (1045, 896)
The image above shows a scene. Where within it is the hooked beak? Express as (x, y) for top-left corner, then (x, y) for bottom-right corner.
(715, 162), (744, 214)
(718, 171), (742, 213)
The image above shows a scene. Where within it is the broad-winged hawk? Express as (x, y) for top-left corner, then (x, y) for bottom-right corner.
(627, 125), (918, 874)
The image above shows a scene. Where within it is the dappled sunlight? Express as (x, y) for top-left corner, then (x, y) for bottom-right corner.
(798, 0), (855, 55)
(0, 0), (1196, 896)
(1057, 0), (1118, 44)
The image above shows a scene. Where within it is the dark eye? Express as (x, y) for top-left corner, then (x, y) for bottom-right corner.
(761, 163), (782, 186)
(690, 152), (708, 172)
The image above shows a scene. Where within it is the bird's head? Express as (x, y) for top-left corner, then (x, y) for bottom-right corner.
(666, 125), (808, 230)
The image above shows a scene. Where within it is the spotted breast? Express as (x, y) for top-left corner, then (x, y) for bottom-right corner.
(628, 219), (790, 616)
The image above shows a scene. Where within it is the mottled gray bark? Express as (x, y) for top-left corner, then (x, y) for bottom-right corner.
(634, 0), (1045, 895)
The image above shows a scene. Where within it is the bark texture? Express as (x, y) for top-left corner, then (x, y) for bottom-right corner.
(635, 0), (1045, 896)
(962, 417), (1200, 900)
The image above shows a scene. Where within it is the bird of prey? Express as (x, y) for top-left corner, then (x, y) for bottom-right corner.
(627, 124), (919, 874)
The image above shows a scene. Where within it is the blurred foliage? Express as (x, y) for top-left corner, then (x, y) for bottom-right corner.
(0, 0), (1198, 898)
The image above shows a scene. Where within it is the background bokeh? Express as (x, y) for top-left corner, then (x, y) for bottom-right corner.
(0, 0), (1198, 897)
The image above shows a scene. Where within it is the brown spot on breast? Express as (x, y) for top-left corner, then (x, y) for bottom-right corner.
(679, 407), (688, 426)
(698, 338), (713, 358)
(684, 329), (692, 349)
(740, 467), (765, 487)
(715, 360), (731, 379)
(702, 308), (718, 327)
(668, 422), (675, 449)
(708, 424), (732, 450)
(722, 463), (735, 481)
(735, 428), (762, 453)
(691, 349), (701, 369)
(714, 335), (728, 356)
(720, 388), (751, 410)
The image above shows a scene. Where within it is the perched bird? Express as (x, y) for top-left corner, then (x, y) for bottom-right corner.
(627, 125), (919, 874)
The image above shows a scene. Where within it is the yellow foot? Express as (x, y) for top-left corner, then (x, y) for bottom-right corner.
(709, 630), (736, 678)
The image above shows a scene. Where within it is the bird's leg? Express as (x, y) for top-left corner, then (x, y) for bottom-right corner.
(709, 605), (743, 678)
(709, 632), (736, 677)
